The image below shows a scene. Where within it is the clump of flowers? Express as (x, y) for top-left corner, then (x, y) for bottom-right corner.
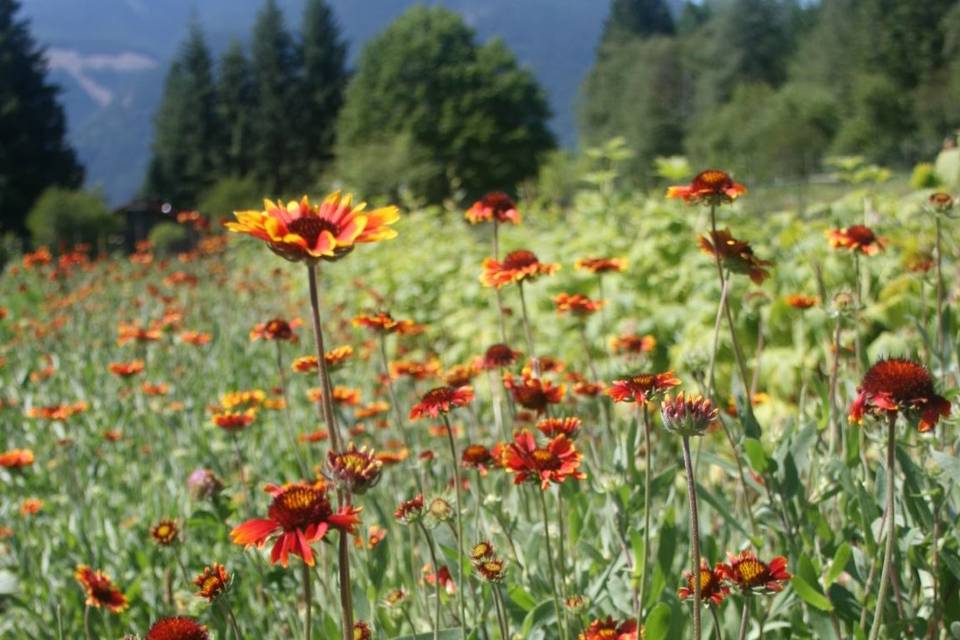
(470, 540), (507, 582)
(849, 358), (951, 432)
(607, 371), (680, 404)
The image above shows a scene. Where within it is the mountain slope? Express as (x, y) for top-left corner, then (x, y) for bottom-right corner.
(19, 0), (609, 203)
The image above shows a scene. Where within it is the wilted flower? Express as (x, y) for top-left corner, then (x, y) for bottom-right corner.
(194, 563), (230, 601)
(719, 550), (791, 594)
(666, 169), (746, 205)
(427, 497), (454, 523)
(145, 617), (209, 640)
(503, 373), (565, 414)
(230, 481), (362, 566)
(660, 393), (719, 437)
(187, 469), (223, 500)
(462, 444), (494, 470)
(327, 443), (383, 494)
(678, 561), (730, 605)
(409, 386), (474, 420)
(250, 318), (299, 342)
(75, 565), (128, 612)
(849, 358), (951, 432)
(481, 250), (560, 288)
(353, 621), (373, 640)
(699, 229), (773, 284)
(226, 193), (399, 263)
(607, 372), (680, 403)
(504, 431), (586, 489)
(928, 191), (954, 213)
(482, 343), (521, 369)
(394, 495), (425, 523)
(827, 224), (885, 255)
(465, 192), (521, 225)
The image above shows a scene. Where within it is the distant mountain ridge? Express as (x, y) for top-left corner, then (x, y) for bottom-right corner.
(18, 0), (611, 204)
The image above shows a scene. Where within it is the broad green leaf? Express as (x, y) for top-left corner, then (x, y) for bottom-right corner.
(792, 575), (834, 611)
(644, 602), (673, 640)
(825, 543), (851, 587)
(743, 437), (771, 472)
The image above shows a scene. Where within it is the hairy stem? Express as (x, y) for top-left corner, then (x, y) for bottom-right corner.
(867, 415), (897, 640)
(682, 435), (702, 640)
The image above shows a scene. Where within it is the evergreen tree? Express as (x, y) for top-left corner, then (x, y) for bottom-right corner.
(301, 0), (347, 171)
(217, 40), (255, 177)
(602, 0), (674, 43)
(250, 0), (304, 194)
(337, 6), (554, 202)
(144, 23), (220, 207)
(0, 0), (83, 236)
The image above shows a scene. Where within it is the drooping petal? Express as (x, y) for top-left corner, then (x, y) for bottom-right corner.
(230, 518), (279, 547)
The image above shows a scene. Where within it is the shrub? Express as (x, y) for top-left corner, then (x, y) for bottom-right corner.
(25, 188), (118, 249)
(147, 222), (190, 255)
(196, 176), (262, 225)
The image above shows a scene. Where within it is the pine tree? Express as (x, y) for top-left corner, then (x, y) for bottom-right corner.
(602, 0), (674, 44)
(144, 23), (220, 207)
(337, 6), (554, 202)
(217, 40), (255, 177)
(301, 0), (347, 171)
(0, 0), (83, 236)
(250, 0), (304, 194)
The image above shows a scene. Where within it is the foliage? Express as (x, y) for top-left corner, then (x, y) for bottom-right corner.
(146, 222), (190, 255)
(337, 5), (554, 202)
(24, 187), (117, 247)
(0, 0), (83, 236)
(196, 176), (263, 224)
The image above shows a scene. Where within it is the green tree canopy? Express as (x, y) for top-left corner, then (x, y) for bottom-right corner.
(301, 0), (347, 172)
(336, 5), (554, 202)
(0, 0), (83, 236)
(216, 40), (255, 177)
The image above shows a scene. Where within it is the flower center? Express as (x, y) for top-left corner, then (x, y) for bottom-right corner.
(532, 448), (560, 469)
(862, 359), (935, 401)
(737, 559), (766, 584)
(503, 250), (539, 270)
(269, 486), (331, 531)
(845, 224), (876, 245)
(287, 217), (340, 246)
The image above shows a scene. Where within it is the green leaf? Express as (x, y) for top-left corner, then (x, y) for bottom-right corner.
(792, 575), (834, 611)
(644, 602), (673, 640)
(520, 599), (555, 636)
(825, 543), (851, 587)
(393, 629), (464, 640)
(743, 437), (771, 473)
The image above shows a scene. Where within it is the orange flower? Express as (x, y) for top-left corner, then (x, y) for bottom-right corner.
(537, 417), (582, 439)
(250, 318), (300, 342)
(212, 409), (256, 431)
(481, 343), (521, 369)
(394, 495), (425, 523)
(849, 358), (951, 432)
(109, 360), (145, 377)
(226, 192), (399, 263)
(607, 372), (680, 403)
(666, 169), (746, 205)
(503, 373), (565, 414)
(444, 363), (479, 388)
(578, 617), (639, 640)
(179, 331), (212, 346)
(142, 382), (170, 396)
(0, 449), (34, 469)
(699, 229), (773, 284)
(409, 386), (474, 420)
(610, 334), (656, 355)
(231, 482), (361, 567)
(574, 256), (627, 274)
(325, 345), (354, 368)
(308, 386), (362, 406)
(194, 563), (230, 601)
(376, 447), (409, 465)
(145, 617), (208, 640)
(718, 550), (791, 594)
(462, 444), (493, 470)
(75, 565), (128, 612)
(355, 525), (387, 550)
(391, 358), (441, 381)
(20, 498), (43, 515)
(465, 192), (521, 225)
(353, 311), (417, 334)
(151, 519), (179, 545)
(356, 401), (390, 419)
(678, 560), (730, 605)
(785, 294), (818, 309)
(423, 564), (456, 594)
(504, 430), (585, 489)
(220, 389), (266, 409)
(553, 293), (605, 316)
(481, 250), (559, 288)
(827, 224), (885, 255)
(27, 401), (88, 421)
(117, 321), (162, 346)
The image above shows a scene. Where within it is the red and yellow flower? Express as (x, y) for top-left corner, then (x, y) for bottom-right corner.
(327, 443), (383, 494)
(827, 224), (885, 255)
(666, 169), (746, 205)
(394, 495), (425, 523)
(504, 430), (586, 489)
(578, 617), (639, 640)
(610, 334), (656, 355)
(553, 293), (605, 316)
(537, 416), (582, 439)
(678, 561), (730, 605)
(194, 563), (230, 601)
(718, 550), (791, 594)
(465, 192), (521, 225)
(849, 358), (951, 432)
(230, 481), (361, 566)
(785, 294), (818, 309)
(503, 373), (565, 414)
(607, 372), (680, 404)
(409, 386), (474, 420)
(482, 343), (521, 369)
(226, 192), (399, 263)
(212, 408), (256, 432)
(108, 360), (145, 377)
(150, 519), (180, 545)
(0, 449), (34, 469)
(574, 257), (627, 274)
(145, 617), (209, 640)
(481, 250), (559, 288)
(250, 318), (300, 342)
(75, 565), (128, 612)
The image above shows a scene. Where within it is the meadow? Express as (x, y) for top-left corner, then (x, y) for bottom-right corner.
(0, 170), (958, 640)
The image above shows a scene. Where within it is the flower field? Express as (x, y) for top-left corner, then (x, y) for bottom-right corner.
(1, 175), (958, 640)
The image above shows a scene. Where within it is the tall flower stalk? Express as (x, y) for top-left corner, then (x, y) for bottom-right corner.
(868, 413), (896, 640)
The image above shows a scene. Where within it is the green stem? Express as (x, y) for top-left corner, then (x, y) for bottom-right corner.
(380, 334), (422, 492)
(537, 488), (567, 640)
(867, 415), (897, 640)
(710, 604), (723, 639)
(443, 415), (467, 639)
(738, 597), (751, 640)
(417, 521), (441, 640)
(302, 562), (312, 640)
(637, 404), (653, 621)
(275, 341), (309, 477)
(517, 281), (539, 378)
(682, 436), (702, 640)
(709, 204), (750, 391)
(306, 264), (342, 452)
(82, 605), (92, 640)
